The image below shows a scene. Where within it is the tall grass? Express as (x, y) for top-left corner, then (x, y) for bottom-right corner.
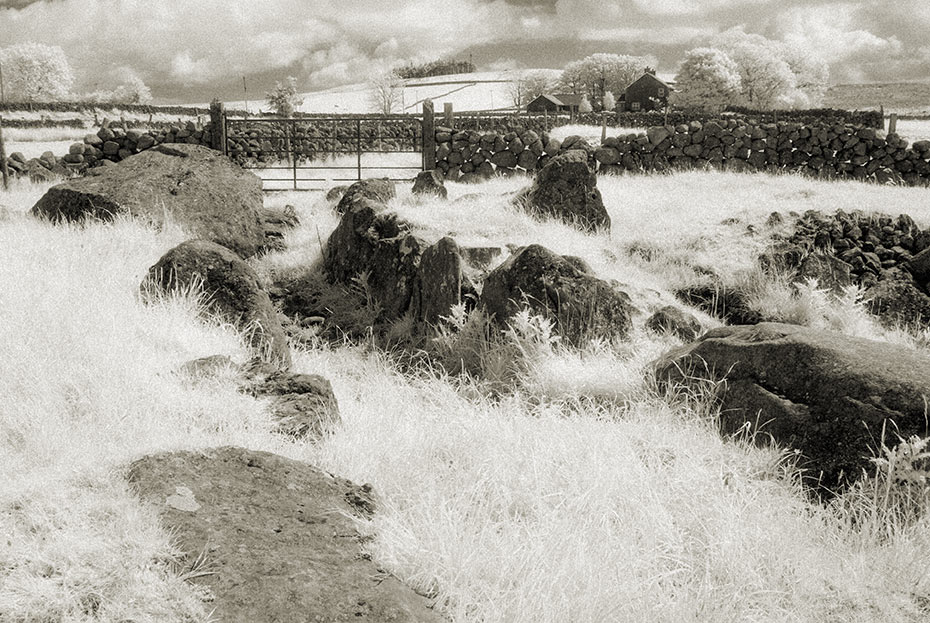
(3, 168), (930, 621)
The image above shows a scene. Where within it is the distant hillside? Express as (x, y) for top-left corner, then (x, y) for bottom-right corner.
(824, 82), (930, 117)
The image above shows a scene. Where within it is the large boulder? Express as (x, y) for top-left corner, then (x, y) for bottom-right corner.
(323, 200), (426, 322)
(516, 150), (610, 233)
(31, 144), (266, 258)
(335, 178), (396, 215)
(128, 447), (444, 623)
(654, 322), (930, 489)
(142, 240), (291, 368)
(479, 244), (634, 345)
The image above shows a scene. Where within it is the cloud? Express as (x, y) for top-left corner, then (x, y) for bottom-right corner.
(1, 0), (928, 102)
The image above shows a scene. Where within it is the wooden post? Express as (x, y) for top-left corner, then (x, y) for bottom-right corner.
(888, 113), (897, 135)
(422, 99), (435, 171)
(443, 102), (453, 128)
(601, 112), (607, 143)
(544, 109), (548, 132)
(880, 104), (885, 130)
(209, 99), (227, 154)
(0, 116), (8, 190)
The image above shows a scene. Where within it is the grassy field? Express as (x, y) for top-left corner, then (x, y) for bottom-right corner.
(3, 165), (930, 621)
(824, 82), (930, 117)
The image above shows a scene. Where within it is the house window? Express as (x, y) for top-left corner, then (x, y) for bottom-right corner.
(658, 88), (664, 96)
(631, 102), (640, 111)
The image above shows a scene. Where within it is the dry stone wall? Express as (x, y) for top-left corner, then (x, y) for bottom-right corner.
(434, 119), (930, 186)
(595, 120), (930, 185)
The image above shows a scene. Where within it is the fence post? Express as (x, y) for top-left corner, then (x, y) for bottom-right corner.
(356, 118), (362, 181)
(601, 112), (607, 143)
(422, 99), (435, 171)
(443, 102), (453, 128)
(888, 113), (897, 135)
(292, 119), (297, 190)
(880, 104), (885, 130)
(0, 116), (8, 190)
(209, 99), (227, 153)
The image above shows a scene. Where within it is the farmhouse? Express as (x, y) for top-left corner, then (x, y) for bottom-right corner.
(621, 72), (672, 111)
(526, 93), (585, 114)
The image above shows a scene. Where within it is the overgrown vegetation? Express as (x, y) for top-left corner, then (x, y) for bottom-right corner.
(3, 168), (930, 621)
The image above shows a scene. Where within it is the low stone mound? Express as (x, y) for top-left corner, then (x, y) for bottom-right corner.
(335, 178), (396, 215)
(654, 322), (930, 490)
(479, 244), (634, 345)
(761, 209), (930, 326)
(142, 240), (291, 368)
(31, 144), (266, 258)
(245, 365), (341, 440)
(516, 150), (610, 233)
(128, 447), (444, 622)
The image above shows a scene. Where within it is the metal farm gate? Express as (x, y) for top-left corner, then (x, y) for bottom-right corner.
(223, 113), (427, 191)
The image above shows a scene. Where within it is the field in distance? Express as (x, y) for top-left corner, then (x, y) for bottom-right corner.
(824, 82), (930, 117)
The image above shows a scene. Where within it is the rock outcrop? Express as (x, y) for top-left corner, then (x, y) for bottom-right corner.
(479, 244), (634, 345)
(31, 144), (267, 258)
(654, 322), (930, 489)
(128, 447), (444, 623)
(143, 240), (291, 368)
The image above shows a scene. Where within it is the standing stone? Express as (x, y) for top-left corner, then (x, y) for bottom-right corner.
(416, 237), (463, 324)
(411, 170), (447, 198)
(516, 150), (610, 233)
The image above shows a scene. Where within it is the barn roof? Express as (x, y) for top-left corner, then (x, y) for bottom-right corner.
(627, 73), (674, 91)
(550, 93), (584, 106)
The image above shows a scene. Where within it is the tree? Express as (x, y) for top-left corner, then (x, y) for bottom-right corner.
(672, 48), (742, 112)
(0, 42), (74, 102)
(111, 76), (152, 104)
(510, 70), (554, 109)
(265, 76), (302, 117)
(368, 70), (404, 114)
(602, 90), (616, 112)
(559, 53), (655, 107)
(710, 28), (827, 110)
(578, 95), (593, 113)
(780, 48), (829, 107)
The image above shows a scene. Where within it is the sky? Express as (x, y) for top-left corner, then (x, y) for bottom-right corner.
(0, 0), (927, 103)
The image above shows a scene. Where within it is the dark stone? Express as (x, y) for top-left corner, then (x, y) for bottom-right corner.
(415, 236), (464, 324)
(675, 283), (763, 325)
(31, 144), (266, 258)
(517, 150), (610, 233)
(479, 244), (634, 345)
(411, 170), (447, 198)
(654, 323), (930, 490)
(335, 178), (395, 215)
(325, 185), (348, 202)
(646, 306), (703, 341)
(864, 278), (930, 327)
(247, 371), (341, 440)
(323, 201), (426, 322)
(142, 240), (291, 368)
(128, 447), (444, 623)
(796, 252), (853, 293)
